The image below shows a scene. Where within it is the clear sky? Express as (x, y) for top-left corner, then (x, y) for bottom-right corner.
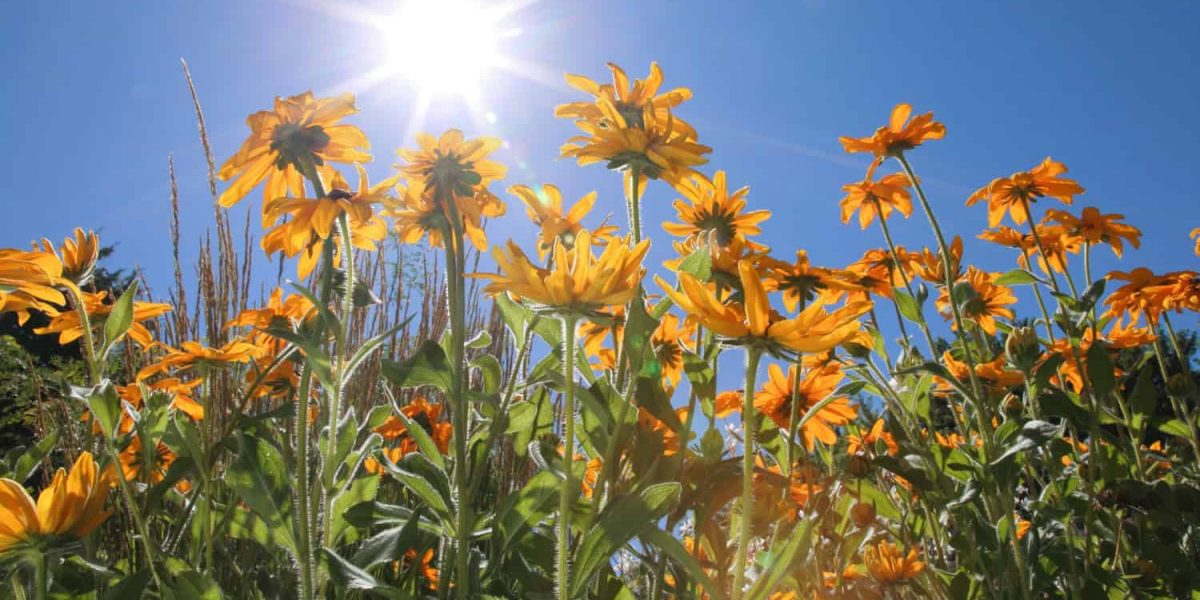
(2, 1), (1199, 327)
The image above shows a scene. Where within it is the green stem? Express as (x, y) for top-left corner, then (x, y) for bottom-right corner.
(627, 165), (644, 244)
(557, 314), (580, 600)
(321, 213), (357, 550)
(293, 362), (316, 600)
(33, 552), (46, 600)
(731, 347), (762, 600)
(1151, 334), (1200, 465)
(874, 198), (937, 357)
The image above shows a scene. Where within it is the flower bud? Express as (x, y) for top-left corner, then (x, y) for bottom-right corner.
(1002, 393), (1023, 417)
(850, 501), (876, 528)
(1004, 326), (1040, 372)
(847, 454), (872, 478)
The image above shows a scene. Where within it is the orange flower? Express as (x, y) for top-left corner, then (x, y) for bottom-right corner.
(1043, 207), (1141, 257)
(663, 171), (769, 246)
(846, 418), (899, 456)
(580, 456), (604, 499)
(561, 103), (710, 188)
(0, 452), (116, 556)
(119, 435), (189, 492)
(840, 172), (913, 229)
(218, 92), (370, 208)
(658, 260), (868, 356)
(714, 390), (742, 419)
(979, 224), (1079, 274)
(966, 157), (1083, 228)
(35, 227), (99, 286)
(0, 248), (66, 324)
(844, 247), (918, 300)
(935, 267), (1016, 335)
(226, 288), (316, 342)
(261, 165), (394, 280)
(864, 540), (925, 585)
(651, 312), (696, 387)
(117, 378), (205, 423)
(403, 548), (440, 591)
(754, 363), (856, 450)
(839, 103), (945, 159)
(1191, 227), (1200, 256)
(556, 62), (697, 141)
(136, 339), (263, 381)
(638, 407), (688, 456)
(512, 184), (615, 259)
(762, 250), (857, 313)
(365, 397), (452, 475)
(35, 290), (171, 349)
(940, 351), (1024, 392)
(1105, 267), (1174, 323)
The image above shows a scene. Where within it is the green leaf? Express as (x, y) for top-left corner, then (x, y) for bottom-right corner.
(102, 279), (139, 352)
(393, 408), (448, 470)
(745, 520), (813, 600)
(343, 317), (413, 385)
(677, 246), (712, 281)
(991, 420), (1063, 467)
(383, 452), (454, 527)
(381, 340), (452, 392)
(1159, 419), (1192, 437)
(495, 470), (559, 557)
(1129, 364), (1158, 418)
(995, 269), (1040, 286)
(323, 547), (412, 598)
(570, 482), (681, 597)
(1085, 342), (1116, 397)
(893, 290), (923, 323)
(471, 353), (503, 394)
(161, 561), (223, 600)
(87, 382), (122, 438)
(330, 474), (380, 546)
(8, 430), (59, 482)
(225, 434), (296, 556)
(353, 510), (422, 568)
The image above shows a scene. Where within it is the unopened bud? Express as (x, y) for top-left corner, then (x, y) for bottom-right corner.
(847, 455), (872, 478)
(1005, 326), (1040, 373)
(850, 501), (876, 528)
(1002, 393), (1023, 417)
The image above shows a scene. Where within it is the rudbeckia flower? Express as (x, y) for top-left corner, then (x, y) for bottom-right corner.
(136, 339), (263, 381)
(260, 165), (394, 279)
(839, 103), (945, 160)
(0, 452), (115, 556)
(117, 378), (205, 423)
(658, 260), (868, 356)
(478, 230), (649, 314)
(35, 227), (99, 286)
(556, 62), (696, 140)
(512, 184), (615, 259)
(218, 92), (371, 208)
(762, 250), (857, 313)
(935, 267), (1016, 335)
(561, 103), (711, 188)
(663, 171), (769, 246)
(845, 418), (899, 457)
(0, 249), (66, 324)
(864, 540), (925, 585)
(966, 157), (1084, 228)
(119, 435), (189, 492)
(753, 362), (856, 450)
(1043, 207), (1142, 257)
(839, 172), (913, 229)
(35, 290), (171, 349)
(396, 129), (506, 200)
(365, 397), (452, 475)
(912, 235), (964, 285)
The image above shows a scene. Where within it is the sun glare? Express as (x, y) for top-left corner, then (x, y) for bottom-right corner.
(380, 0), (506, 97)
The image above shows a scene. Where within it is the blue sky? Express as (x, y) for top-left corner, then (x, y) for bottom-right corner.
(2, 1), (1198, 334)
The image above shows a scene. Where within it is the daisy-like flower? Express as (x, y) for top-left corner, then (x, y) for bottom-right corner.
(979, 224), (1078, 274)
(35, 227), (99, 286)
(939, 351), (1024, 393)
(35, 290), (171, 349)
(754, 362), (856, 450)
(261, 165), (394, 279)
(839, 103), (945, 160)
(561, 103), (711, 189)
(663, 171), (769, 246)
(365, 397), (452, 475)
(843, 247), (918, 300)
(839, 172), (913, 229)
(935, 267), (1016, 335)
(0, 248), (66, 324)
(555, 62), (696, 140)
(478, 230), (649, 315)
(966, 157), (1084, 228)
(651, 312), (697, 387)
(637, 407), (689, 456)
(136, 339), (263, 381)
(1043, 207), (1142, 257)
(665, 234), (769, 294)
(912, 235), (964, 285)
(119, 435), (189, 492)
(0, 452), (115, 556)
(225, 287), (317, 342)
(512, 184), (616, 259)
(117, 378), (205, 422)
(218, 92), (371, 208)
(397, 129), (505, 200)
(846, 418), (899, 457)
(864, 540), (925, 585)
(762, 250), (857, 313)
(658, 260), (869, 357)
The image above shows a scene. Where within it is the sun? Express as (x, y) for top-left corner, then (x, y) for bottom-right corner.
(378, 0), (508, 98)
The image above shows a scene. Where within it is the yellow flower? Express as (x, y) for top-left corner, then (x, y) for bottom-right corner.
(119, 435), (189, 492)
(555, 62), (697, 140)
(0, 452), (115, 556)
(396, 129), (506, 200)
(225, 287), (317, 341)
(136, 339), (263, 381)
(1043, 207), (1141, 257)
(261, 165), (394, 279)
(846, 418), (899, 457)
(762, 250), (857, 313)
(864, 540), (925, 585)
(651, 312), (696, 388)
(665, 234), (769, 293)
(1191, 227), (1200, 256)
(0, 249), (66, 324)
(839, 103), (945, 160)
(511, 184), (615, 259)
(561, 102), (710, 188)
(35, 227), (99, 286)
(839, 172), (913, 229)
(35, 290), (171, 349)
(658, 260), (868, 356)
(117, 378), (205, 423)
(754, 362), (856, 450)
(218, 92), (371, 208)
(935, 267), (1016, 335)
(966, 157), (1084, 228)
(478, 230), (649, 313)
(663, 171), (769, 246)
